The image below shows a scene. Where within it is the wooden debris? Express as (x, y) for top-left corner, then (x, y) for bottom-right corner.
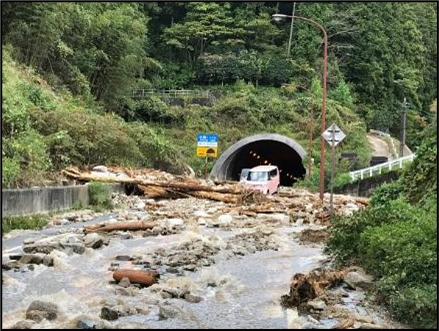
(85, 221), (156, 233)
(334, 319), (356, 329)
(113, 269), (159, 287)
(281, 269), (348, 309)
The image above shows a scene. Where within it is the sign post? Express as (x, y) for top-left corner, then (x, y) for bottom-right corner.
(322, 123), (346, 219)
(197, 134), (219, 179)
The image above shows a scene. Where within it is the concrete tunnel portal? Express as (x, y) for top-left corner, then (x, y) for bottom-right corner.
(210, 134), (307, 186)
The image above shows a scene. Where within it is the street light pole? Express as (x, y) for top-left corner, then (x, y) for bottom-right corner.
(273, 14), (328, 200)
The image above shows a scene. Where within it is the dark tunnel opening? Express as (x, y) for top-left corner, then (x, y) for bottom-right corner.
(211, 135), (307, 186)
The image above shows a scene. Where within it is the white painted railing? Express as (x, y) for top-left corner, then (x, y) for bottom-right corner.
(349, 154), (415, 181)
(132, 89), (212, 99)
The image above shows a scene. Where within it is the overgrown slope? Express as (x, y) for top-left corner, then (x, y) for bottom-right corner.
(2, 50), (370, 187)
(326, 107), (437, 329)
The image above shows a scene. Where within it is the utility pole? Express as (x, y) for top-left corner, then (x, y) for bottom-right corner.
(287, 2), (297, 56)
(400, 98), (408, 157)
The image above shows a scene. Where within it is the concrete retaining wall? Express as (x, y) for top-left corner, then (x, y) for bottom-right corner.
(334, 171), (400, 197)
(2, 184), (125, 218)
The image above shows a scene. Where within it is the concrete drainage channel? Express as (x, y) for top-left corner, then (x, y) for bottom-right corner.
(1, 192), (406, 329)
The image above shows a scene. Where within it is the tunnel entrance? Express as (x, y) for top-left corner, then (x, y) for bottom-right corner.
(210, 134), (307, 186)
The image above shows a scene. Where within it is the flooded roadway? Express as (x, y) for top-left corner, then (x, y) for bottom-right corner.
(2, 196), (404, 329)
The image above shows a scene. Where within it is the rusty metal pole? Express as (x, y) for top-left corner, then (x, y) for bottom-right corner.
(308, 104), (314, 178)
(272, 15), (328, 200)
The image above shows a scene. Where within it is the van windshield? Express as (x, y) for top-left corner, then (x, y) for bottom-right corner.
(247, 171), (268, 182)
(240, 169), (250, 180)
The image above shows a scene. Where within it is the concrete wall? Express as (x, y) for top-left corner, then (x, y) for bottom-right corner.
(2, 183), (125, 218)
(334, 171), (400, 197)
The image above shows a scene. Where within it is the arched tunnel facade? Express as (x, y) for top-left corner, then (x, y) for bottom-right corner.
(210, 134), (307, 186)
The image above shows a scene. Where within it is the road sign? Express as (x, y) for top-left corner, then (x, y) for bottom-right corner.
(322, 123), (346, 147)
(197, 134), (218, 158)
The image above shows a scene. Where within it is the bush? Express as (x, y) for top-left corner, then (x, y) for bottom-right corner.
(2, 215), (47, 234)
(88, 182), (113, 211)
(359, 208), (436, 285)
(326, 198), (423, 264)
(2, 157), (21, 188)
(388, 285), (437, 329)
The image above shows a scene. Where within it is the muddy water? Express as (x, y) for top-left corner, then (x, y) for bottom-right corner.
(2, 208), (328, 329)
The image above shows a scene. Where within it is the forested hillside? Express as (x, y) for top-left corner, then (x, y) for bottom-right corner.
(1, 2), (437, 187)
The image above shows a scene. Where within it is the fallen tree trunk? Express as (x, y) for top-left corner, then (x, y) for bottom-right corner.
(85, 221), (156, 233)
(63, 168), (244, 194)
(113, 269), (159, 287)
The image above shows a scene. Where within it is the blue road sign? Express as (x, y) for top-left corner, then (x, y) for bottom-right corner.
(197, 134), (218, 147)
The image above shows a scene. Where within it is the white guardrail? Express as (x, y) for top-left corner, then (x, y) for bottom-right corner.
(349, 154), (415, 181)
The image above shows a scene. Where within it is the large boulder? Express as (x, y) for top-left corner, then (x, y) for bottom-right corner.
(83, 233), (104, 249)
(344, 271), (374, 290)
(26, 301), (59, 321)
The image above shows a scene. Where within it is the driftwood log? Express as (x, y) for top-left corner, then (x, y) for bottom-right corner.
(85, 221), (156, 233)
(113, 269), (159, 287)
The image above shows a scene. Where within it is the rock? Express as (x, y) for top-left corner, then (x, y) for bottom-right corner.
(100, 307), (119, 321)
(84, 233), (104, 249)
(218, 214), (233, 227)
(197, 218), (207, 226)
(302, 322), (321, 329)
(344, 271), (374, 290)
(145, 199), (155, 205)
(60, 219), (70, 226)
(158, 305), (178, 320)
(166, 267), (179, 274)
(26, 311), (46, 322)
(92, 165), (108, 172)
(136, 202), (146, 210)
(183, 264), (196, 272)
(354, 315), (373, 324)
(295, 218), (304, 226)
(2, 261), (20, 270)
(308, 298), (326, 310)
(77, 318), (98, 329)
(166, 218), (184, 228)
(184, 293), (202, 303)
(64, 243), (86, 255)
(194, 210), (210, 218)
(26, 300), (59, 321)
(40, 255), (52, 268)
(23, 243), (61, 254)
(118, 277), (131, 288)
(9, 254), (24, 261)
(115, 255), (131, 261)
(115, 287), (132, 296)
(351, 292), (366, 301)
(23, 239), (35, 245)
(267, 213), (290, 224)
(10, 320), (34, 329)
(18, 254), (35, 264)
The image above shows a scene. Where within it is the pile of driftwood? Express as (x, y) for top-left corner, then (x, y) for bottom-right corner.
(62, 166), (264, 204)
(281, 269), (348, 309)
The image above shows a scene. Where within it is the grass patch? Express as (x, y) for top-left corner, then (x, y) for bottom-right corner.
(88, 182), (113, 212)
(2, 214), (48, 235)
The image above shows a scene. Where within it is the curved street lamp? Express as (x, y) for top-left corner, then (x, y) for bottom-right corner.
(272, 14), (328, 201)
